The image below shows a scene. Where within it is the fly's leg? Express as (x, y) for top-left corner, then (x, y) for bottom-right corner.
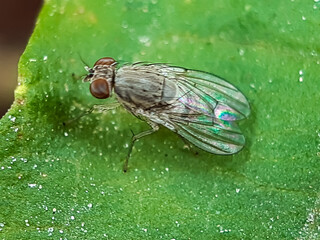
(179, 136), (199, 155)
(123, 122), (159, 173)
(90, 102), (121, 112)
(63, 102), (120, 126)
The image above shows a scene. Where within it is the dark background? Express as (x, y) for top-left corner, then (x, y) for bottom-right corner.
(0, 0), (42, 117)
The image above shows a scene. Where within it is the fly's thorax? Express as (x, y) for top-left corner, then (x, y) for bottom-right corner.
(93, 65), (115, 81)
(114, 65), (179, 110)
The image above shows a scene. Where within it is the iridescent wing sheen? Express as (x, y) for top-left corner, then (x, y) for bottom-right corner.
(175, 117), (245, 154)
(154, 65), (250, 154)
(158, 65), (250, 121)
(160, 105), (246, 154)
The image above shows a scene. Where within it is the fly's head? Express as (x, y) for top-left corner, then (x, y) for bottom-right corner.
(83, 57), (117, 99)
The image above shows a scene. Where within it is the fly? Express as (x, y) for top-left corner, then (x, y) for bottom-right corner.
(83, 57), (250, 172)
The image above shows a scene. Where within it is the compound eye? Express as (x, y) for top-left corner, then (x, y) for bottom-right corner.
(94, 57), (116, 66)
(89, 78), (110, 99)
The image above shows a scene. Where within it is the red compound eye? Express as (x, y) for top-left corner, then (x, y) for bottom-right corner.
(94, 57), (116, 66)
(89, 78), (110, 99)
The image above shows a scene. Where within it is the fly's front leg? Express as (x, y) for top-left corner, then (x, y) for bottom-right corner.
(123, 121), (159, 172)
(63, 102), (120, 126)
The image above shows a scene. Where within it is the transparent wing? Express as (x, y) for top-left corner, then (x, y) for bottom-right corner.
(162, 108), (246, 154)
(153, 65), (250, 154)
(159, 66), (250, 121)
(175, 118), (245, 154)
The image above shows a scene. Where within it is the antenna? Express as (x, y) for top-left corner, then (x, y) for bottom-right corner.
(78, 53), (90, 67)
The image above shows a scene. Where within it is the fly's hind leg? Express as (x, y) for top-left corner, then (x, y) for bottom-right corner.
(179, 136), (199, 155)
(123, 121), (159, 173)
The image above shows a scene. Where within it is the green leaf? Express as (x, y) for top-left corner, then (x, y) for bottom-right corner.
(1, 0), (319, 238)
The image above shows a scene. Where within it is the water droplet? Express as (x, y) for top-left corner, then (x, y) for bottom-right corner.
(244, 5), (252, 11)
(250, 83), (255, 89)
(142, 7), (149, 13)
(8, 115), (16, 122)
(0, 222), (4, 231)
(25, 219), (30, 227)
(298, 70), (304, 82)
(64, 83), (69, 92)
(138, 36), (151, 47)
(310, 50), (318, 56)
(121, 21), (128, 29)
